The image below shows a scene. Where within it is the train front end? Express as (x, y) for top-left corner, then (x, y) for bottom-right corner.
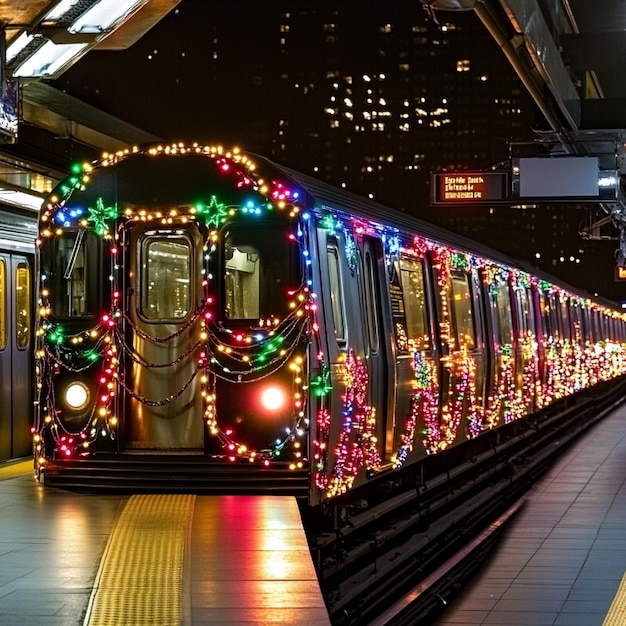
(33, 145), (314, 491)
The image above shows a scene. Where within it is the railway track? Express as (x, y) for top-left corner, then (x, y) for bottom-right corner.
(301, 376), (626, 625)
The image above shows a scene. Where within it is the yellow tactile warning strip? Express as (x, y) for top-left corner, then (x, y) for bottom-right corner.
(603, 572), (626, 626)
(0, 458), (33, 480)
(84, 494), (196, 626)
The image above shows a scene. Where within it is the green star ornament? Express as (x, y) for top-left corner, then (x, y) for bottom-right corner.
(87, 198), (119, 236)
(196, 195), (229, 229)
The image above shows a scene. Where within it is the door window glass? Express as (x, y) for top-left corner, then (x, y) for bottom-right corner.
(15, 263), (30, 349)
(364, 249), (380, 353)
(141, 235), (191, 320)
(517, 288), (532, 334)
(450, 271), (475, 350)
(399, 257), (430, 350)
(327, 242), (346, 342)
(558, 298), (571, 339)
(493, 278), (513, 346)
(539, 293), (552, 340)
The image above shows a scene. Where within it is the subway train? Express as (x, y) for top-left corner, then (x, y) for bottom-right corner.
(32, 143), (626, 503)
(0, 206), (36, 463)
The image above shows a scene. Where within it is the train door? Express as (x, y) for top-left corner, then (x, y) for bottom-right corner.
(446, 268), (484, 443)
(394, 255), (436, 456)
(0, 253), (32, 460)
(483, 270), (515, 427)
(513, 284), (537, 412)
(361, 236), (395, 458)
(123, 223), (204, 450)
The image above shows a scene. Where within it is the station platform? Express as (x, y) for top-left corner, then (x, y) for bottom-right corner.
(0, 462), (330, 626)
(433, 401), (626, 626)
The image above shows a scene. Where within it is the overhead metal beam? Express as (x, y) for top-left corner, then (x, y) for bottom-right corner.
(22, 82), (160, 151)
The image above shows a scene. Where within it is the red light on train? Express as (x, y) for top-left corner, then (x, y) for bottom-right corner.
(259, 385), (287, 412)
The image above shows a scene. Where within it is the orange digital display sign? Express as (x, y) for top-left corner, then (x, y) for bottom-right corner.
(615, 266), (626, 281)
(433, 172), (508, 204)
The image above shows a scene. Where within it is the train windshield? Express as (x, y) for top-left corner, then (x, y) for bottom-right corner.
(222, 222), (299, 321)
(49, 229), (101, 319)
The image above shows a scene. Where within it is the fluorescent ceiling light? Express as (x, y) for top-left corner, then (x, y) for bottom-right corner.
(13, 41), (88, 78)
(0, 189), (45, 211)
(6, 32), (34, 63)
(69, 0), (145, 34)
(45, 0), (83, 21)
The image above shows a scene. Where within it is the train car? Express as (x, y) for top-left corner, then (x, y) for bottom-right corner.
(33, 143), (626, 502)
(0, 205), (37, 462)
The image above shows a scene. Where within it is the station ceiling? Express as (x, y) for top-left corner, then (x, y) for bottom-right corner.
(1, 1), (180, 79)
(425, 0), (626, 259)
(426, 0), (626, 136)
(4, 1), (624, 137)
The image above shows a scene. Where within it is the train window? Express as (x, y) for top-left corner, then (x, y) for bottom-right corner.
(493, 279), (513, 346)
(15, 264), (30, 350)
(364, 249), (380, 353)
(0, 260), (5, 349)
(548, 293), (561, 338)
(580, 307), (589, 343)
(591, 310), (600, 343)
(52, 230), (100, 318)
(141, 235), (191, 320)
(517, 288), (533, 335)
(558, 298), (571, 340)
(223, 223), (299, 320)
(399, 257), (430, 350)
(569, 303), (582, 342)
(450, 271), (475, 349)
(327, 242), (346, 342)
(539, 293), (552, 339)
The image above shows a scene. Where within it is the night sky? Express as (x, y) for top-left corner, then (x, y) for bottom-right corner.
(48, 0), (625, 304)
(53, 0), (290, 143)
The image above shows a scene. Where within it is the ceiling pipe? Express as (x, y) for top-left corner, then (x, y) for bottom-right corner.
(473, 2), (572, 144)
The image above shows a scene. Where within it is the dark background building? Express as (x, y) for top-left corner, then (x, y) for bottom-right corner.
(42, 0), (621, 301)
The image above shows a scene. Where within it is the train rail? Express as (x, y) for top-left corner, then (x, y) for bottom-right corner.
(303, 377), (626, 625)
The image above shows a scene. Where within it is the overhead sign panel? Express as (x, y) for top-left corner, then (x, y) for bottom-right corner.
(432, 172), (508, 204)
(519, 157), (598, 198)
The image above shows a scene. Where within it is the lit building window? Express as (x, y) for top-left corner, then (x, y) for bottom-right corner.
(457, 59), (470, 72)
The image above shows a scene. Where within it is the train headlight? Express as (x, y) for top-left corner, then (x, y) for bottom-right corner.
(65, 382), (90, 411)
(260, 385), (287, 412)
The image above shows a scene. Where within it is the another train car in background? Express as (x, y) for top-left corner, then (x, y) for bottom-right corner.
(0, 206), (36, 462)
(32, 144), (626, 502)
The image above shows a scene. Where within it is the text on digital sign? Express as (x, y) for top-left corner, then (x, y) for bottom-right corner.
(433, 172), (507, 204)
